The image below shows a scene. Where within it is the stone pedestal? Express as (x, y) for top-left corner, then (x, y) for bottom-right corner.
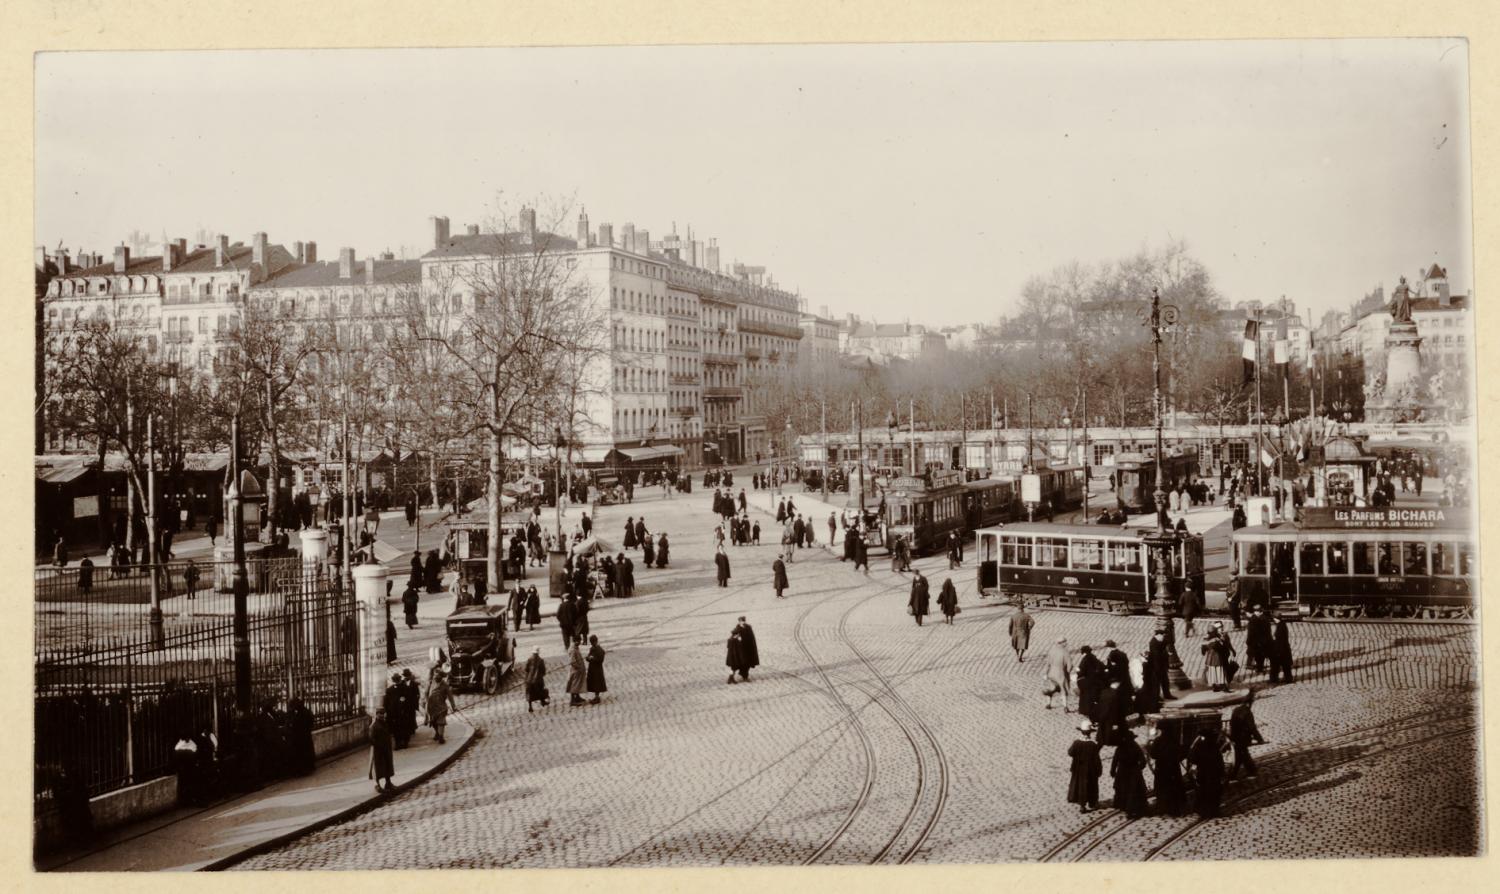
(353, 564), (390, 716)
(213, 541), (266, 593)
(1384, 322), (1423, 392)
(298, 528), (328, 584)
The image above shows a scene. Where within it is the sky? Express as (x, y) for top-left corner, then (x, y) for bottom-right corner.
(35, 40), (1471, 328)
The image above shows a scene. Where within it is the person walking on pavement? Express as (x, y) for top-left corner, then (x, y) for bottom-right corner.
(1226, 570), (1243, 630)
(523, 645), (549, 712)
(947, 531), (963, 569)
(401, 579), (421, 629)
(1201, 623), (1235, 692)
(1096, 680), (1128, 746)
(1010, 603), (1034, 662)
(557, 594), (578, 649)
(1188, 731), (1225, 817)
(772, 553), (789, 599)
(635, 517), (648, 553)
(726, 617), (759, 684)
(657, 532), (670, 568)
(854, 533), (870, 575)
(1044, 637), (1072, 710)
(715, 546), (732, 587)
(580, 512), (592, 537)
(1180, 580), (1200, 637)
(564, 637), (588, 706)
(1268, 615), (1295, 684)
(1245, 606), (1273, 673)
(525, 586), (541, 630)
(1146, 629), (1173, 702)
(1111, 729), (1150, 818)
(937, 577), (959, 624)
(1075, 645), (1105, 720)
(425, 669), (456, 744)
(908, 571), (930, 626)
(843, 526), (856, 563)
(623, 516), (637, 551)
(507, 587), (525, 631)
(828, 513), (837, 551)
(1147, 725), (1186, 817)
(1067, 720), (1103, 814)
(1227, 689), (1267, 779)
(368, 708), (396, 793)
(585, 634), (608, 705)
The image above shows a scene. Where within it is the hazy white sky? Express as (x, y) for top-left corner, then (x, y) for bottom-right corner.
(35, 40), (1470, 327)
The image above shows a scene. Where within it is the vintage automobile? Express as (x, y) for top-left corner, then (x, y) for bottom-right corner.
(444, 604), (516, 694)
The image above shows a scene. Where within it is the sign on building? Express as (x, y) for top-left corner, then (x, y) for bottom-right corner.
(1302, 506), (1463, 530)
(1020, 473), (1041, 504)
(72, 495), (99, 519)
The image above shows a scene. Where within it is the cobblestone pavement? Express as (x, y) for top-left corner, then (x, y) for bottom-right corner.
(238, 489), (1481, 868)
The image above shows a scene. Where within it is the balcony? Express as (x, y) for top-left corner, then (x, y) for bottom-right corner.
(703, 352), (739, 366)
(675, 405), (697, 417)
(164, 331), (194, 345)
(738, 318), (804, 340)
(670, 373), (697, 386)
(703, 386), (741, 401)
(744, 347), (761, 361)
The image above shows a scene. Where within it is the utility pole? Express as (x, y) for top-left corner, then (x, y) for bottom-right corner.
(855, 400), (865, 513)
(820, 398), (828, 502)
(146, 411), (164, 650)
(1255, 306), (1265, 495)
(229, 414), (252, 712)
(959, 391), (967, 478)
(907, 397), (915, 476)
(1082, 387), (1090, 519)
(1025, 392), (1034, 473)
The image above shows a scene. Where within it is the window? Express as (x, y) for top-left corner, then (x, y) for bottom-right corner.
(198, 316), (207, 333)
(1403, 541), (1428, 576)
(1243, 542), (1268, 575)
(1353, 542), (1376, 575)
(1299, 542), (1324, 575)
(1109, 541), (1143, 573)
(1458, 543), (1474, 575)
(1326, 541), (1349, 574)
(1070, 539), (1104, 571)
(1431, 542), (1455, 575)
(1376, 542), (1400, 575)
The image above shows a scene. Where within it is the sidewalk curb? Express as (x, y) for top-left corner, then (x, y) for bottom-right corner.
(201, 722), (478, 872)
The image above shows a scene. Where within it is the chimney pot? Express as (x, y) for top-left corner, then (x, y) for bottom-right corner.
(431, 215), (451, 250)
(364, 257), (376, 284)
(521, 207), (537, 241)
(252, 232), (268, 269)
(598, 223), (614, 248)
(304, 241), (317, 263)
(466, 224), (479, 236)
(114, 245), (130, 273)
(294, 241), (305, 262)
(339, 248), (355, 279)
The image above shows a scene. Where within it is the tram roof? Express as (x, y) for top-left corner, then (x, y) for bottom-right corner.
(976, 522), (1162, 539)
(1234, 521), (1471, 538)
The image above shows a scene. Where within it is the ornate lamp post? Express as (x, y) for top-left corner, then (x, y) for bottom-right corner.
(1142, 288), (1191, 690)
(553, 425), (566, 542)
(885, 411), (897, 477)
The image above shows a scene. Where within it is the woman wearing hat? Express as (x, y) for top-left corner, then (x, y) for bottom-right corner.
(523, 645), (549, 712)
(1110, 728), (1150, 819)
(425, 669), (456, 744)
(1201, 623), (1235, 692)
(1067, 720), (1102, 814)
(566, 637), (588, 706)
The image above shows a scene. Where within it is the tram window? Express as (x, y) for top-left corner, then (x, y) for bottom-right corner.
(980, 536), (997, 563)
(1071, 539), (1104, 571)
(1353, 542), (1376, 575)
(1110, 542), (1142, 573)
(1034, 538), (1054, 567)
(1244, 542), (1267, 575)
(1001, 536), (1016, 565)
(1299, 543), (1324, 575)
(1376, 542), (1400, 575)
(1458, 544), (1474, 576)
(1015, 537), (1033, 566)
(1431, 542), (1455, 575)
(1044, 538), (1069, 568)
(1403, 542), (1428, 576)
(1326, 542), (1349, 574)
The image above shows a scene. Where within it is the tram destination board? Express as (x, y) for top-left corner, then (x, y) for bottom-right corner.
(1302, 506), (1464, 530)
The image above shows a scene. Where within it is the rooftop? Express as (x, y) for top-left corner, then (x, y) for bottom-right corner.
(258, 258), (422, 288)
(423, 231), (579, 259)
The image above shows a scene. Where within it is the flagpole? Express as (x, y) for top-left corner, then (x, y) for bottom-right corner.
(1255, 307), (1264, 495)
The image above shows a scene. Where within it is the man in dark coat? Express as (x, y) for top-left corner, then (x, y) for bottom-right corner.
(1096, 680), (1127, 746)
(642, 533), (656, 567)
(405, 499), (418, 527)
(368, 709), (395, 793)
(634, 517), (648, 550)
(1245, 606), (1274, 673)
(828, 514), (838, 551)
(947, 531), (963, 569)
(656, 533), (669, 568)
(1188, 731), (1225, 817)
(1146, 630), (1173, 701)
(854, 534), (869, 575)
(1104, 639), (1135, 706)
(383, 674), (410, 749)
(1110, 729), (1150, 818)
(772, 554), (789, 598)
(523, 645), (549, 712)
(402, 579), (421, 629)
(738, 489), (748, 513)
(624, 517), (637, 550)
(1226, 572), (1243, 629)
(557, 594), (578, 649)
(776, 499), (787, 523)
(1268, 616), (1295, 684)
(585, 634), (607, 705)
(508, 587), (526, 631)
(285, 697), (317, 777)
(1067, 720), (1103, 813)
(1009, 605), (1034, 662)
(792, 514), (806, 550)
(1076, 645), (1106, 720)
(581, 512), (592, 537)
(1148, 726), (1186, 816)
(843, 526), (857, 562)
(909, 571), (930, 626)
(423, 550), (442, 593)
(1227, 689), (1267, 780)
(525, 586), (541, 629)
(725, 617), (759, 683)
(715, 547), (731, 587)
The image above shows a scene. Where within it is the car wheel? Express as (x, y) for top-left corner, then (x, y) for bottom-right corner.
(483, 665), (499, 695)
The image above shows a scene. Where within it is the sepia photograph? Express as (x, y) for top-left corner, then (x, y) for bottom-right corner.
(28, 37), (1481, 871)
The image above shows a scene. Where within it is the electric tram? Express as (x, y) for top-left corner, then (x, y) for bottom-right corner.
(962, 477), (1018, 530)
(1113, 449), (1200, 514)
(881, 469), (969, 555)
(975, 522), (1205, 614)
(1229, 507), (1476, 619)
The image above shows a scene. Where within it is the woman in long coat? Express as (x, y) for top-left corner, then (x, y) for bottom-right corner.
(286, 697), (317, 777)
(403, 582), (421, 629)
(525, 586), (541, 630)
(1067, 721), (1102, 813)
(368, 709), (395, 793)
(715, 548), (732, 587)
(623, 517), (637, 550)
(523, 645), (548, 712)
(565, 638), (588, 706)
(937, 577), (959, 624)
(908, 573), (930, 626)
(725, 617), (759, 683)
(423, 549), (443, 593)
(1188, 732), (1225, 817)
(1201, 626), (1233, 692)
(642, 534), (656, 567)
(1110, 729), (1150, 818)
(1148, 726), (1186, 816)
(1075, 645), (1106, 720)
(425, 671), (456, 744)
(656, 533), (669, 568)
(585, 634), (607, 704)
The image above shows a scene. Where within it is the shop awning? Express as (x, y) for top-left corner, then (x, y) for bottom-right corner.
(614, 445), (683, 461)
(35, 459), (91, 484)
(574, 445), (612, 465)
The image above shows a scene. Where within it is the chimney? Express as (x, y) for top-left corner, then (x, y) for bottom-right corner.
(252, 232), (268, 268)
(520, 207), (537, 242)
(621, 223), (636, 253)
(637, 229), (650, 255)
(365, 256), (376, 284)
(465, 224), (479, 236)
(706, 239), (720, 274)
(293, 241), (305, 263)
(304, 241), (318, 263)
(339, 248), (355, 279)
(114, 245), (130, 273)
(598, 223), (614, 248)
(161, 239), (175, 272)
(820, 304), (829, 318)
(690, 240), (703, 268)
(577, 208), (591, 247)
(380, 251), (395, 261)
(431, 215), (450, 250)
(59, 249), (71, 274)
(215, 235), (229, 267)
(1438, 281), (1451, 305)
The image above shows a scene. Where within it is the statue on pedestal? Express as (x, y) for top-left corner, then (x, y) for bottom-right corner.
(1389, 276), (1413, 324)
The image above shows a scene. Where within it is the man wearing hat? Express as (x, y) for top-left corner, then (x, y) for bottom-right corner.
(1044, 637), (1072, 711)
(1246, 606), (1274, 674)
(1009, 603), (1035, 663)
(772, 553), (789, 599)
(1067, 720), (1103, 814)
(523, 645), (549, 712)
(1110, 728), (1150, 819)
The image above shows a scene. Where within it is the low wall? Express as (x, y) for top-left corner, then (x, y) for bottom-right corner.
(313, 715), (369, 760)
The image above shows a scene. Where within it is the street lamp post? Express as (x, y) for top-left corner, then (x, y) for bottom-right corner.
(553, 426), (566, 542)
(885, 411), (897, 480)
(1143, 287), (1190, 690)
(228, 414), (252, 712)
(146, 411), (164, 650)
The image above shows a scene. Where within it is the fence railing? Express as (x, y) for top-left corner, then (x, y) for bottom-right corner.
(35, 563), (359, 800)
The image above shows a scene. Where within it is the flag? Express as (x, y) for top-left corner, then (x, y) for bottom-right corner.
(1274, 315), (1289, 365)
(1241, 319), (1259, 384)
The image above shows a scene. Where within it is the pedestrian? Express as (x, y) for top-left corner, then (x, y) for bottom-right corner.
(574, 591), (591, 640)
(776, 499), (787, 523)
(1043, 637), (1072, 710)
(1146, 629), (1173, 702)
(624, 516), (637, 550)
(557, 594), (578, 649)
(715, 546), (732, 587)
(908, 571), (930, 626)
(1227, 689), (1267, 780)
(585, 634), (607, 705)
(1096, 680), (1127, 746)
(1201, 623), (1235, 692)
(206, 514), (218, 545)
(508, 587), (525, 631)
(1132, 650), (1160, 715)
(842, 526), (856, 562)
(1009, 603), (1034, 662)
(1188, 731), (1225, 817)
(947, 531), (962, 569)
(405, 498), (418, 527)
(566, 637), (587, 706)
(1111, 729), (1150, 818)
(635, 517), (647, 552)
(1226, 571), (1243, 630)
(1180, 580), (1199, 637)
(386, 616), (398, 664)
(523, 645), (549, 712)
(725, 616), (759, 683)
(642, 531), (656, 567)
(937, 577), (959, 624)
(854, 534), (869, 575)
(424, 549), (443, 594)
(828, 513), (837, 550)
(284, 697), (316, 777)
(52, 536), (68, 567)
(656, 533), (670, 568)
(77, 556), (94, 595)
(425, 670), (456, 744)
(525, 585), (541, 630)
(1075, 645), (1105, 720)
(1245, 606), (1273, 673)
(368, 708), (395, 793)
(383, 673), (410, 749)
(1268, 615), (1295, 684)
(1231, 504), (1247, 530)
(1067, 720), (1103, 814)
(1104, 639), (1134, 704)
(401, 579), (421, 629)
(1147, 726), (1186, 817)
(772, 553), (789, 599)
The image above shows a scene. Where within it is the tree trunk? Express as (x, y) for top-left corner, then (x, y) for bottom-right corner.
(96, 438), (109, 546)
(428, 453), (439, 511)
(264, 379), (281, 539)
(487, 395), (502, 594)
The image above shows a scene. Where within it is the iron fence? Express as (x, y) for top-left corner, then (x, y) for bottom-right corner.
(34, 562), (359, 800)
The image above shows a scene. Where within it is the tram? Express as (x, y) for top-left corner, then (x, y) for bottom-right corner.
(1113, 450), (1199, 514)
(1229, 507), (1476, 619)
(882, 469), (968, 555)
(1034, 465), (1087, 515)
(962, 477), (1019, 530)
(975, 522), (1205, 614)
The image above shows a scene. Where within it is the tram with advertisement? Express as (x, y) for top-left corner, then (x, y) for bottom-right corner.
(1113, 449), (1200, 514)
(962, 476), (1019, 530)
(975, 522), (1205, 614)
(881, 469), (969, 555)
(1229, 506), (1476, 619)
